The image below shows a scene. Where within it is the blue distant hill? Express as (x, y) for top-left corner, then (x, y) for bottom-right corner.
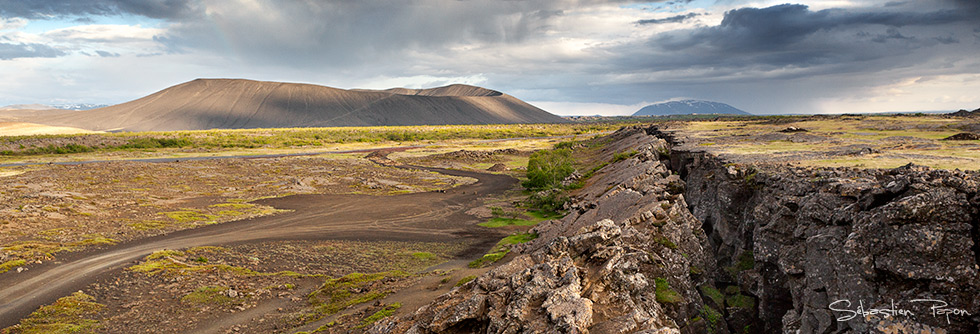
(633, 100), (750, 116)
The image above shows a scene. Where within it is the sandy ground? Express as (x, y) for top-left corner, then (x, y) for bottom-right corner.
(0, 150), (521, 333)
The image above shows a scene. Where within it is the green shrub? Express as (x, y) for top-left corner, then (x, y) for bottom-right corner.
(522, 148), (574, 190)
(525, 190), (568, 214)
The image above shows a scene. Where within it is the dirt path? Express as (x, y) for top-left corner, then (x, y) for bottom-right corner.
(0, 166), (515, 328)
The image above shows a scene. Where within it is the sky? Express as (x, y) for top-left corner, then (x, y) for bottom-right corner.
(0, 0), (978, 116)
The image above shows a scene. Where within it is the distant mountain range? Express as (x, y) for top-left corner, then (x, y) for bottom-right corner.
(0, 103), (108, 111)
(633, 100), (750, 116)
(13, 79), (566, 131)
(53, 103), (109, 111)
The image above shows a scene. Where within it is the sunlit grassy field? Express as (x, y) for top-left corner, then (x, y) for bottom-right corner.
(0, 123), (630, 164)
(677, 114), (980, 170)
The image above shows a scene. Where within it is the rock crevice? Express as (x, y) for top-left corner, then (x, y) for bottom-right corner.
(380, 126), (980, 334)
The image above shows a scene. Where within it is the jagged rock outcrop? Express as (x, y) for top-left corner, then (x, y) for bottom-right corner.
(377, 127), (716, 333)
(379, 125), (979, 334)
(677, 153), (980, 333)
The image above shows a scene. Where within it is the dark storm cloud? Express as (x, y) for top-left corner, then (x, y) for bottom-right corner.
(676, 4), (968, 51)
(857, 27), (915, 43)
(0, 0), (196, 20)
(0, 42), (66, 59)
(636, 13), (700, 25)
(628, 2), (977, 74)
(153, 1), (635, 67)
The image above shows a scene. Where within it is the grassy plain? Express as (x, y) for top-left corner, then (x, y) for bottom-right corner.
(675, 114), (980, 170)
(3, 115), (977, 333)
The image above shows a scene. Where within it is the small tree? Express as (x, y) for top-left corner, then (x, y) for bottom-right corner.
(523, 148), (574, 190)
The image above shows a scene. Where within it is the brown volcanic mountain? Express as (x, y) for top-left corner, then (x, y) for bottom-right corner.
(27, 79), (565, 131)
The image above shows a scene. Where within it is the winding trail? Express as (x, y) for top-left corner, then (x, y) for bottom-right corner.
(0, 166), (516, 328)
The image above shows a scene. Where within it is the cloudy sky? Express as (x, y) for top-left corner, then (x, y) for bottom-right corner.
(1, 0), (978, 115)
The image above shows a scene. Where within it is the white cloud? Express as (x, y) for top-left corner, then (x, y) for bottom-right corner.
(43, 24), (164, 43)
(0, 18), (29, 30)
(529, 101), (651, 116)
(354, 74), (490, 90)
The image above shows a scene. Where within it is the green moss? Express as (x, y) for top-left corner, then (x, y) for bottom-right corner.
(0, 259), (27, 274)
(478, 217), (537, 228)
(468, 233), (537, 268)
(500, 233), (537, 245)
(161, 210), (211, 223)
(455, 275), (477, 287)
(73, 235), (117, 247)
(700, 285), (724, 307)
(524, 210), (563, 221)
(127, 258), (191, 275)
(689, 266), (702, 275)
(467, 252), (508, 269)
(145, 249), (185, 260)
(181, 286), (235, 305)
(209, 203), (254, 210)
(654, 277), (682, 304)
(726, 293), (756, 309)
(187, 246), (229, 253)
(736, 251), (755, 271)
(701, 305), (723, 334)
(128, 220), (169, 230)
(2, 236), (117, 260)
(6, 291), (104, 334)
(356, 303), (401, 329)
(725, 251), (755, 278)
(611, 150), (638, 163)
(411, 252), (437, 261)
(304, 271), (411, 323)
(655, 236), (678, 250)
(129, 251), (304, 278)
(479, 209), (563, 228)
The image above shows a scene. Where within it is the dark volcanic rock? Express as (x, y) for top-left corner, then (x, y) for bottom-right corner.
(942, 132), (980, 141)
(679, 152), (980, 333)
(947, 108), (980, 117)
(378, 127), (713, 333)
(379, 126), (980, 334)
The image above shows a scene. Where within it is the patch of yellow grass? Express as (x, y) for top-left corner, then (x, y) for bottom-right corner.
(0, 122), (100, 136)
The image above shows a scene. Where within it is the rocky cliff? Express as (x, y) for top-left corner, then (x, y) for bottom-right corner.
(676, 152), (980, 333)
(375, 126), (980, 334)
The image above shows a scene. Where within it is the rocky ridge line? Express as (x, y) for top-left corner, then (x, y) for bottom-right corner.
(372, 127), (715, 333)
